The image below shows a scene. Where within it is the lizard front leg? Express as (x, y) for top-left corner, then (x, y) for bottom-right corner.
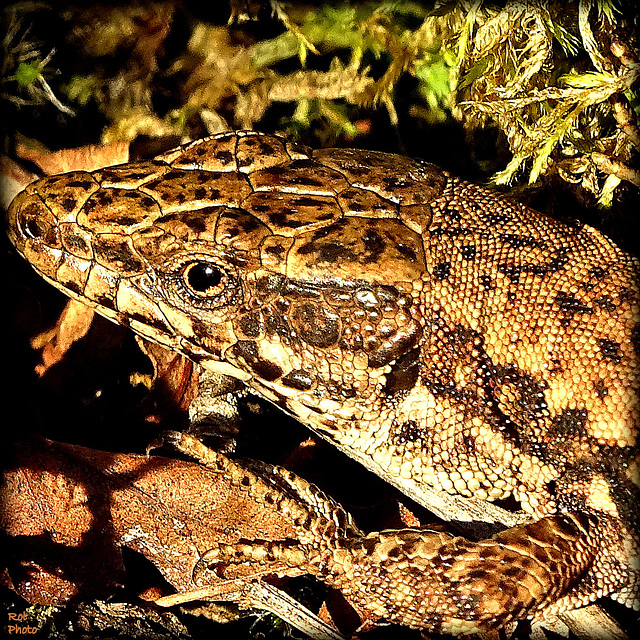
(194, 511), (633, 635)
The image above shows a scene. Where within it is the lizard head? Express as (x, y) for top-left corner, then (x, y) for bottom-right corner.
(7, 144), (427, 411)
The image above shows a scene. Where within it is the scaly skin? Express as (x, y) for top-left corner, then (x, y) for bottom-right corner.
(7, 131), (639, 634)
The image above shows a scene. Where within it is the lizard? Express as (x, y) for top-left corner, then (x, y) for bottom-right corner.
(6, 130), (639, 635)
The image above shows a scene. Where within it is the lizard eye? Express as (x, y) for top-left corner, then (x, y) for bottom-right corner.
(163, 256), (242, 310)
(183, 261), (223, 295)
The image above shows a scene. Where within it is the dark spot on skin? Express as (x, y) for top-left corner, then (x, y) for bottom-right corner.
(264, 308), (291, 340)
(396, 243), (418, 261)
(64, 233), (89, 253)
(194, 187), (207, 199)
(94, 242), (143, 273)
(57, 274), (84, 296)
(345, 163), (371, 177)
(479, 547), (497, 560)
(395, 420), (422, 444)
(550, 408), (588, 437)
(504, 566), (528, 579)
(270, 210), (307, 229)
(235, 311), (263, 338)
(599, 338), (621, 363)
(382, 176), (407, 191)
(231, 340), (283, 381)
(112, 216), (139, 227)
(593, 295), (617, 312)
(316, 242), (358, 263)
(386, 546), (403, 559)
(61, 196), (76, 212)
(479, 275), (493, 291)
(291, 302), (341, 348)
(95, 191), (114, 206)
(498, 265), (522, 284)
(260, 165), (287, 176)
(589, 266), (609, 280)
(494, 367), (549, 427)
(66, 180), (95, 190)
(94, 292), (115, 310)
(264, 243), (286, 258)
(237, 155), (254, 168)
(461, 245), (476, 260)
(454, 324), (479, 345)
(594, 379), (608, 399)
(239, 216), (261, 233)
(257, 139), (277, 155)
(618, 288), (632, 303)
(280, 369), (314, 391)
(326, 381), (357, 400)
(292, 195), (321, 207)
(157, 211), (208, 233)
(360, 536), (380, 555)
(486, 213), (510, 225)
(163, 170), (188, 180)
(498, 250), (570, 284)
(382, 347), (421, 395)
(554, 291), (592, 323)
(499, 234), (540, 249)
(309, 220), (347, 241)
(216, 150), (234, 165)
(462, 433), (476, 453)
(432, 262), (451, 280)
(362, 229), (386, 263)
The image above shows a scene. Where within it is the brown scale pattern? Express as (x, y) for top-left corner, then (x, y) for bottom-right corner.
(7, 130), (639, 633)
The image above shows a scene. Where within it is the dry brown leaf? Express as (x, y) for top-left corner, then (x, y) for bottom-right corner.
(1, 437), (306, 605)
(15, 140), (130, 175)
(31, 299), (96, 376)
(135, 340), (200, 415)
(0, 155), (39, 211)
(1, 438), (125, 604)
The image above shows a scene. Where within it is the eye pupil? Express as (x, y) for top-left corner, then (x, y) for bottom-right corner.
(186, 262), (222, 292)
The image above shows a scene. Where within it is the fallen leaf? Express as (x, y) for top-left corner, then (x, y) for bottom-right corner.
(1, 437), (307, 605)
(31, 300), (96, 376)
(135, 340), (200, 416)
(15, 140), (130, 175)
(1, 439), (125, 604)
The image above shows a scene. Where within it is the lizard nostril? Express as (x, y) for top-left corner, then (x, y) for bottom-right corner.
(18, 210), (60, 248)
(21, 214), (49, 240)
